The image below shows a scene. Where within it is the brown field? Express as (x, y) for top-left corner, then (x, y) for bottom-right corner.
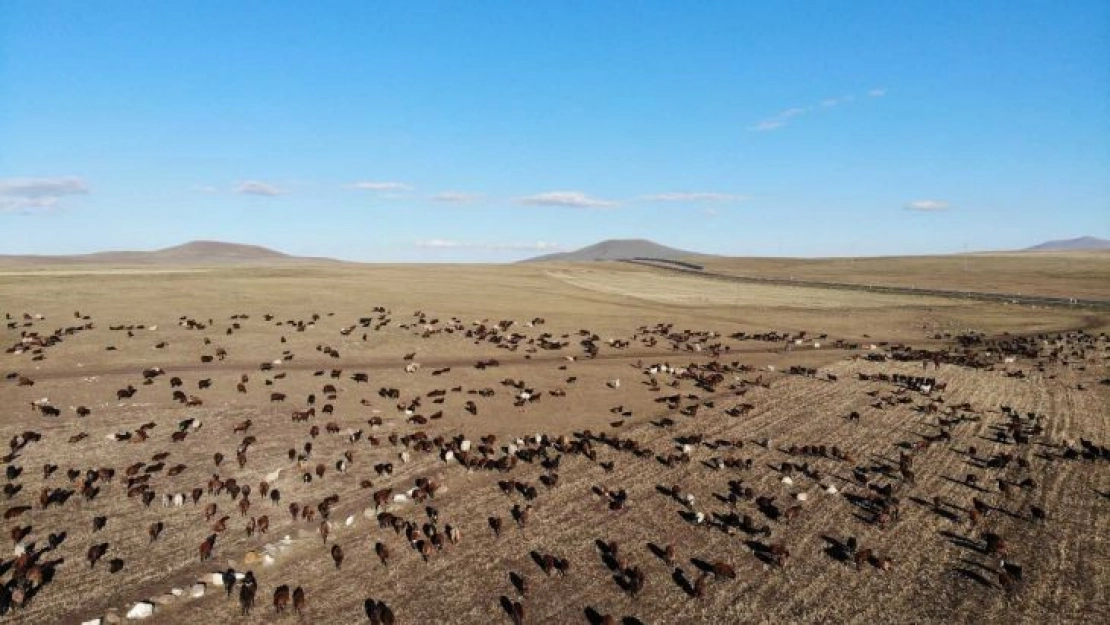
(0, 261), (1107, 624)
(695, 250), (1110, 300)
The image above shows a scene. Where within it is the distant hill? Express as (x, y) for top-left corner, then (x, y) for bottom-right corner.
(0, 240), (336, 266)
(521, 239), (701, 263)
(1025, 236), (1110, 251)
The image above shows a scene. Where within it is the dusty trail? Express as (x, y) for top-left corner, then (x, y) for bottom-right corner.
(19, 344), (849, 383)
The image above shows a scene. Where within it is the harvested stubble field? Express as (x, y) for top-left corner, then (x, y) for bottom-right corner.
(0, 261), (1107, 625)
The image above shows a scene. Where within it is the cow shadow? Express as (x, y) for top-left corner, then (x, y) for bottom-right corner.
(646, 542), (669, 564)
(672, 567), (697, 597)
(508, 571), (527, 596)
(690, 557), (714, 575)
(498, 595), (517, 620)
(678, 510), (703, 525)
(584, 607), (610, 625)
(745, 540), (777, 566)
(953, 567), (995, 589)
(820, 535), (851, 563)
(940, 475), (989, 493)
(528, 550), (547, 572)
(909, 496), (960, 522)
(939, 530), (985, 554)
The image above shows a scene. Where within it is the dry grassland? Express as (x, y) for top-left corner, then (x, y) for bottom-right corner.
(0, 261), (1107, 624)
(696, 251), (1110, 300)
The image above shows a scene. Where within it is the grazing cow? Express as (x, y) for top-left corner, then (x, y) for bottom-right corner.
(768, 543), (791, 567)
(222, 568), (237, 597)
(331, 544), (344, 569)
(199, 534), (217, 561)
(293, 586), (306, 614)
(87, 542), (109, 567)
(239, 571), (257, 615)
(710, 561), (736, 580)
(273, 585), (290, 614)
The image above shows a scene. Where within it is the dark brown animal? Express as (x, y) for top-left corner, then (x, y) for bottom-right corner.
(293, 586), (306, 614)
(273, 585), (290, 614)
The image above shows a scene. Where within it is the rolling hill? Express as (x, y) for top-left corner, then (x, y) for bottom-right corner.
(0, 240), (335, 266)
(1025, 236), (1110, 251)
(520, 238), (702, 263)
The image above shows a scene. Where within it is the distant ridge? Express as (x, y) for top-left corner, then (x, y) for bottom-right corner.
(520, 238), (701, 263)
(0, 240), (336, 266)
(1025, 236), (1110, 251)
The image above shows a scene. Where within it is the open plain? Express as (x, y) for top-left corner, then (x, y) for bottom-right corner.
(1, 258), (1107, 624)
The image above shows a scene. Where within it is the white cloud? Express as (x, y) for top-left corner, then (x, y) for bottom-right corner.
(515, 191), (619, 209)
(415, 239), (564, 251)
(702, 207), (720, 218)
(750, 89), (883, 132)
(820, 95), (854, 108)
(641, 192), (745, 203)
(189, 185), (219, 194)
(750, 119), (787, 132)
(905, 200), (950, 212)
(0, 177), (89, 213)
(432, 191), (484, 203)
(235, 180), (286, 196)
(349, 181), (413, 192)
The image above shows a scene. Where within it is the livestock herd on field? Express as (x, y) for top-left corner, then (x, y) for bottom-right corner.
(2, 306), (1108, 622)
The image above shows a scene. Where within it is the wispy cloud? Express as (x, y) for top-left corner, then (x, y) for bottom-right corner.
(432, 191), (484, 203)
(515, 191), (619, 209)
(235, 180), (287, 196)
(749, 88), (886, 132)
(750, 119), (786, 132)
(189, 185), (219, 194)
(905, 200), (950, 212)
(349, 181), (413, 192)
(415, 239), (564, 251)
(0, 177), (89, 213)
(702, 207), (720, 218)
(820, 95), (854, 108)
(640, 192), (745, 203)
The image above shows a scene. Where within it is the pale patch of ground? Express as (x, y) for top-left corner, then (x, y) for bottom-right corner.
(549, 267), (968, 309)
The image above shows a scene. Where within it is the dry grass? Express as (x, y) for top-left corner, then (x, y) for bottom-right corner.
(0, 262), (1107, 624)
(696, 251), (1110, 300)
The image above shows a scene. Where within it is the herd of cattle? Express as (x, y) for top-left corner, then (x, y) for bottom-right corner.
(1, 306), (1108, 622)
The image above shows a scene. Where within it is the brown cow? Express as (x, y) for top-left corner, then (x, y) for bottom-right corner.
(293, 586), (306, 614)
(376, 542), (391, 567)
(199, 534), (216, 561)
(273, 585), (290, 614)
(87, 543), (108, 567)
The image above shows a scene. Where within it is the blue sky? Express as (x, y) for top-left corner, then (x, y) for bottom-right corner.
(1, 1), (1107, 261)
